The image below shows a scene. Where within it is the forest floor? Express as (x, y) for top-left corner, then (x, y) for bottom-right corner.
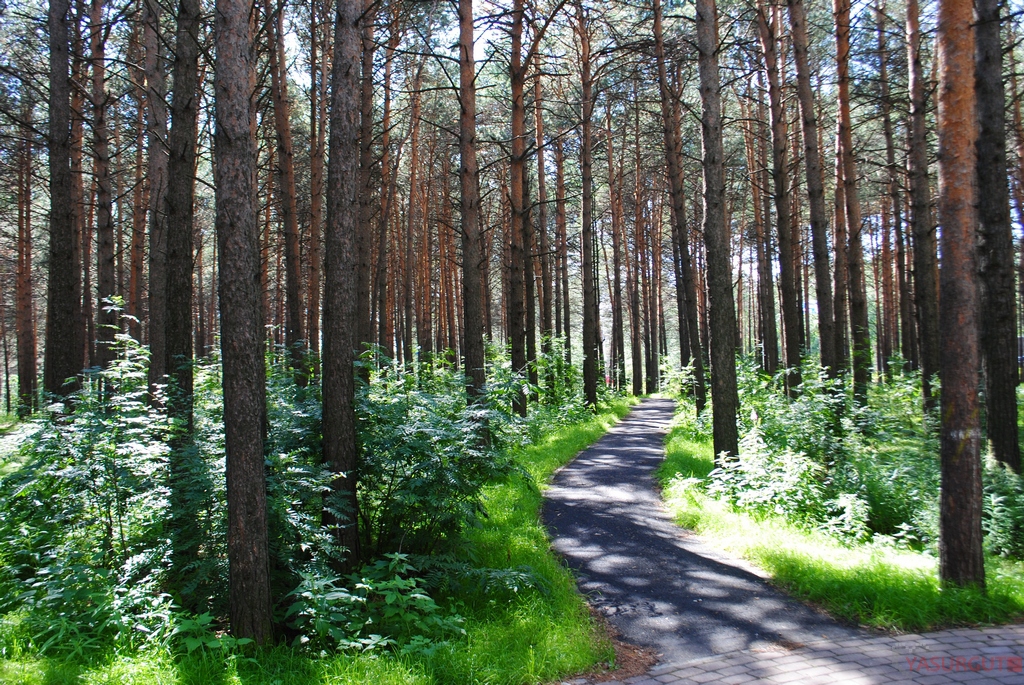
(542, 398), (1024, 684)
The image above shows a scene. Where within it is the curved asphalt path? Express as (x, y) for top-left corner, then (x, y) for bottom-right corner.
(542, 398), (858, 665)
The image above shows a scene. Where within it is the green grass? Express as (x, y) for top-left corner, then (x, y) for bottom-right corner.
(657, 410), (1024, 632)
(0, 398), (635, 685)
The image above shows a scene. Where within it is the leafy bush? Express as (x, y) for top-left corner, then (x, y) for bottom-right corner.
(286, 554), (464, 654)
(692, 355), (1024, 559)
(984, 459), (1024, 558)
(0, 328), (603, 664)
(0, 336), (176, 654)
(708, 426), (829, 526)
(356, 358), (519, 557)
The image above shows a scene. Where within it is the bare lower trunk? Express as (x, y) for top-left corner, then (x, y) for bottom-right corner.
(90, 0), (116, 370)
(696, 0), (738, 459)
(907, 0), (939, 407)
(655, 0), (706, 409)
(145, 0), (168, 390)
(936, 0), (984, 588)
(459, 0), (486, 403)
(758, 0), (799, 390)
(787, 0), (835, 374)
(835, 0), (870, 401)
(576, 1), (598, 408)
(215, 0), (272, 642)
(555, 137), (571, 365)
(975, 0), (1020, 472)
(267, 0), (305, 373)
(16, 118), (36, 412)
(45, 0), (81, 396)
(535, 58), (553, 382)
(356, 0), (375, 354)
(165, 0), (200, 405)
(508, 0), (528, 414)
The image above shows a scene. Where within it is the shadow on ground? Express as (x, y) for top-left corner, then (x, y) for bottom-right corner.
(542, 398), (859, 664)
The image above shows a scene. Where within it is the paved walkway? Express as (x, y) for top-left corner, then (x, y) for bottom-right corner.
(543, 399), (1024, 684)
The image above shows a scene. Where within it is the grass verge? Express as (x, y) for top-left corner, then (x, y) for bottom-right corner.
(656, 410), (1024, 633)
(0, 397), (635, 685)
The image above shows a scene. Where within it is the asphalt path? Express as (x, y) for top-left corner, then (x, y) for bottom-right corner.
(542, 397), (858, 664)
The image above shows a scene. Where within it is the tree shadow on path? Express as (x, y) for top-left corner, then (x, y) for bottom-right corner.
(542, 398), (859, 664)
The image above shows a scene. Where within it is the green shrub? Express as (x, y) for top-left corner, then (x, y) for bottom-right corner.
(671, 358), (1024, 561)
(984, 459), (1024, 558)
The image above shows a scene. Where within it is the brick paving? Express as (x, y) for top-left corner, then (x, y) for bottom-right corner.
(560, 623), (1024, 684)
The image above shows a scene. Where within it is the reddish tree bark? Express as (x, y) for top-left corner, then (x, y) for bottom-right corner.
(936, 0), (985, 588)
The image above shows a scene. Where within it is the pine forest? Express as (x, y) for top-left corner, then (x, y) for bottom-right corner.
(0, 0), (1022, 682)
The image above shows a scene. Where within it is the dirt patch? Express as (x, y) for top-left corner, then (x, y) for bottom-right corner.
(553, 608), (659, 684)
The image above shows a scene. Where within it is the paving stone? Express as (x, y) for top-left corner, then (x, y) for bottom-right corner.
(912, 674), (955, 684)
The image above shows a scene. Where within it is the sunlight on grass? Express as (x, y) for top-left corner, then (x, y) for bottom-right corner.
(0, 398), (635, 685)
(659, 417), (1024, 632)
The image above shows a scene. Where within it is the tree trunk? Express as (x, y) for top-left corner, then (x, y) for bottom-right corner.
(878, 5), (905, 374)
(459, 0), (487, 404)
(654, 0), (706, 408)
(164, 0), (201, 597)
(324, 0), (363, 572)
(835, 0), (870, 400)
(406, 62), (424, 366)
(696, 0), (738, 459)
(16, 116), (36, 413)
(266, 0), (305, 374)
(535, 57), (554, 386)
(129, 59), (146, 343)
(786, 0), (835, 374)
(743, 81), (779, 375)
(606, 109), (626, 391)
(71, 3), (89, 371)
(936, 0), (985, 588)
(45, 0), (81, 397)
(145, 0), (169, 391)
(90, 0), (116, 370)
(308, 0), (328, 361)
(164, 0), (200, 402)
(214, 0), (272, 642)
(524, 170), (539, 397)
(555, 136), (571, 365)
(356, 0), (375, 354)
(907, 0), (939, 408)
(757, 0), (798, 390)
(576, 1), (598, 408)
(975, 0), (1020, 472)
(508, 0), (528, 414)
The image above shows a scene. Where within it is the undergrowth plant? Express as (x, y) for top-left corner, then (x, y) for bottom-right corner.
(0, 329), (616, 675)
(661, 356), (1024, 629)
